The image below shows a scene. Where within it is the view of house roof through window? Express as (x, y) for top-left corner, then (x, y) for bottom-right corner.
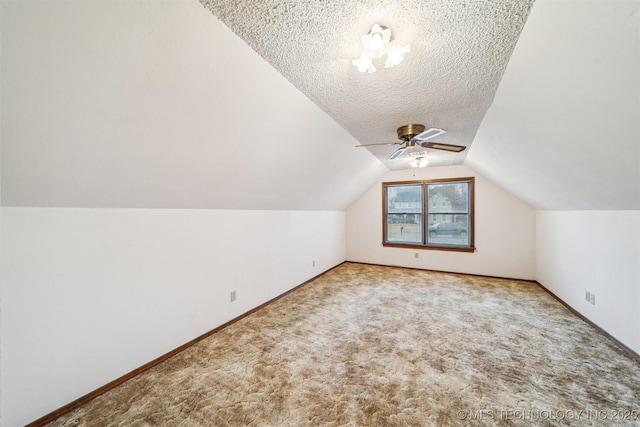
(383, 178), (474, 252)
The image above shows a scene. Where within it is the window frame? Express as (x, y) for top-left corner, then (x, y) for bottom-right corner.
(382, 177), (475, 253)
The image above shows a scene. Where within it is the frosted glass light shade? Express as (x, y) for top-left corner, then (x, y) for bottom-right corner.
(352, 54), (375, 73)
(409, 157), (429, 168)
(385, 42), (411, 68)
(354, 24), (409, 73)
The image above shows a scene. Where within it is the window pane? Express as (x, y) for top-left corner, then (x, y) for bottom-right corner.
(385, 184), (424, 244)
(427, 214), (469, 246)
(427, 182), (468, 213)
(386, 184), (422, 214)
(387, 214), (423, 243)
(382, 178), (472, 250)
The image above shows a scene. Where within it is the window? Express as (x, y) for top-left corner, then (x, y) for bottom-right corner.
(383, 177), (474, 252)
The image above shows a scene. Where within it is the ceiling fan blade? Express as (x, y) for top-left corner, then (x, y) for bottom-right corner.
(420, 142), (467, 152)
(355, 142), (401, 147)
(387, 146), (409, 161)
(412, 128), (446, 142)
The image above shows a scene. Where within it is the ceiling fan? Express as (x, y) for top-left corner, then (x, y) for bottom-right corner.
(356, 124), (466, 161)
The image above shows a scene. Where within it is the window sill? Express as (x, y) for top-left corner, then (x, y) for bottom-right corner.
(382, 242), (476, 253)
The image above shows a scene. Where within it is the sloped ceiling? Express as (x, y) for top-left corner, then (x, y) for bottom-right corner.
(0, 0), (387, 210)
(201, 0), (534, 170)
(467, 0), (639, 210)
(2, 0), (636, 212)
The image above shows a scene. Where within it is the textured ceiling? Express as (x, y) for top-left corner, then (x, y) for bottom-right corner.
(200, 0), (535, 170)
(3, 0), (636, 211)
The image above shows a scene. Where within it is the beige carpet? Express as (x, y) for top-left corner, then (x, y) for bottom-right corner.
(47, 263), (640, 426)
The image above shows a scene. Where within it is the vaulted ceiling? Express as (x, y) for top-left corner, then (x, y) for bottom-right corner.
(1, 0), (638, 211)
(200, 0), (534, 170)
(0, 0), (387, 210)
(468, 0), (639, 210)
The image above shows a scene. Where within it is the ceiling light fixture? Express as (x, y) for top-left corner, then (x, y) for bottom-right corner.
(353, 24), (410, 73)
(409, 151), (429, 168)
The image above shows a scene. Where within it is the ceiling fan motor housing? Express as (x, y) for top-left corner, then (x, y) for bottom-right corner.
(397, 124), (425, 141)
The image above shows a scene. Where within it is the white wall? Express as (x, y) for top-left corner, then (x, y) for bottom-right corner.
(536, 210), (640, 354)
(0, 207), (345, 426)
(346, 165), (535, 280)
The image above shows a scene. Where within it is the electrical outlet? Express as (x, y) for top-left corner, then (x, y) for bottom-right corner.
(585, 291), (591, 302)
(230, 291), (236, 302)
(590, 293), (595, 305)
(313, 260), (316, 267)
(414, 252), (419, 259)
